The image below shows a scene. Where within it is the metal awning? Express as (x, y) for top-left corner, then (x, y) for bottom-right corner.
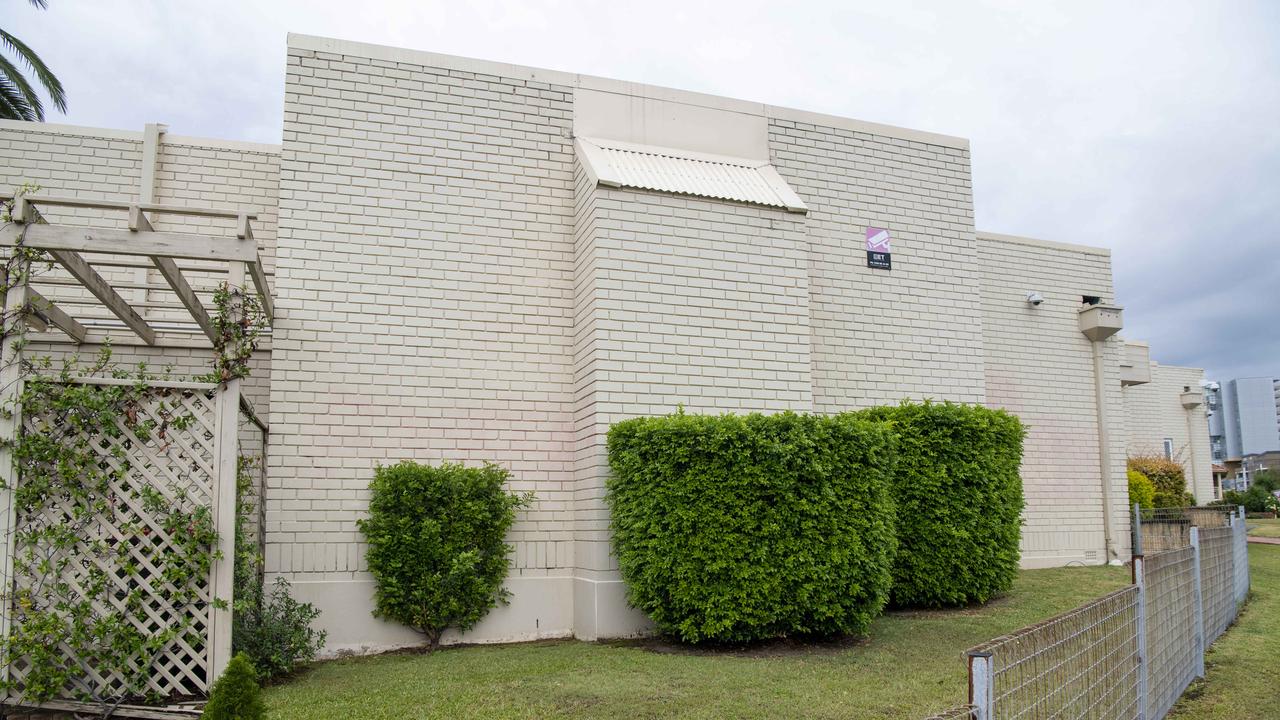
(575, 137), (808, 214)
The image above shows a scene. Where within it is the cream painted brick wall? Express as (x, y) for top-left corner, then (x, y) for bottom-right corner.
(977, 234), (1130, 565)
(1123, 363), (1213, 503)
(271, 47), (578, 582)
(571, 168), (814, 578)
(769, 120), (986, 409)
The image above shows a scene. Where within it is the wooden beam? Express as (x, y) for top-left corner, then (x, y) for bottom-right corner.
(25, 287), (86, 343)
(235, 213), (253, 241)
(0, 259), (27, 688)
(48, 249), (157, 345)
(128, 204), (153, 232)
(0, 193), (258, 220)
(1, 224), (259, 263)
(151, 256), (216, 342)
(247, 257), (274, 323)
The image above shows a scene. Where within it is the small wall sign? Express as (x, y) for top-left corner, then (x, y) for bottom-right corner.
(866, 227), (892, 270)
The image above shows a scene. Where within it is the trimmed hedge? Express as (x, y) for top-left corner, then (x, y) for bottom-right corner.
(1128, 456), (1191, 508)
(1128, 469), (1155, 510)
(358, 461), (529, 648)
(1127, 456), (1186, 494)
(606, 411), (897, 643)
(857, 402), (1026, 608)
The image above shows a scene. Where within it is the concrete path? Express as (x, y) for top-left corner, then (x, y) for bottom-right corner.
(1247, 536), (1280, 545)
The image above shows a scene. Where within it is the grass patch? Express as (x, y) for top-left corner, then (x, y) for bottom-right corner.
(1245, 517), (1280, 539)
(265, 564), (1127, 719)
(1169, 543), (1280, 718)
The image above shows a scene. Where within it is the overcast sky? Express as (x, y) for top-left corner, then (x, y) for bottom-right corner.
(9, 1), (1279, 381)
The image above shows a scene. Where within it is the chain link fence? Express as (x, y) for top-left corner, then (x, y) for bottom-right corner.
(925, 506), (1252, 720)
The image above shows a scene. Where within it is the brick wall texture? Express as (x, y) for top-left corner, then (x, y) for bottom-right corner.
(1, 38), (1165, 650)
(1123, 363), (1214, 502)
(977, 235), (1130, 566)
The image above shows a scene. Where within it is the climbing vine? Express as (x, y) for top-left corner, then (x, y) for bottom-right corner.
(0, 186), (270, 715)
(205, 283), (264, 385)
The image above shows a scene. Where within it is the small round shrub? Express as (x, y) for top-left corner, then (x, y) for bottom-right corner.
(358, 461), (530, 648)
(1127, 456), (1187, 496)
(202, 652), (264, 720)
(857, 402), (1026, 608)
(1128, 469), (1155, 510)
(607, 411), (897, 644)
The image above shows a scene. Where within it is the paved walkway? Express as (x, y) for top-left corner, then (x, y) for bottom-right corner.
(1247, 536), (1280, 545)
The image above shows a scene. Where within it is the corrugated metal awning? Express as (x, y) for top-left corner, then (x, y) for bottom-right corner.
(575, 137), (808, 214)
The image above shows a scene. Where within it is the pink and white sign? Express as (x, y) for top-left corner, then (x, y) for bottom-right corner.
(866, 227), (891, 253)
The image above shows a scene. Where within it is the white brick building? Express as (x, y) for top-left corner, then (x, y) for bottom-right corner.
(0, 33), (1203, 654)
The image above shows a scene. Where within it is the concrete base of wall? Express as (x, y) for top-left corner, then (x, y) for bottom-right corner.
(1019, 551), (1103, 570)
(285, 575), (577, 657)
(284, 573), (651, 656)
(572, 577), (653, 641)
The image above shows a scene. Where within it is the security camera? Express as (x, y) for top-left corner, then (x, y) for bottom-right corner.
(1026, 292), (1044, 306)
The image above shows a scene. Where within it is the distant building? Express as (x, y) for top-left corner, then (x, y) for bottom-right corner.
(1206, 384), (1227, 463)
(1217, 377), (1280, 461)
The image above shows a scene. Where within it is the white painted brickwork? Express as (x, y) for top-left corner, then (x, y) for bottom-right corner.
(272, 45), (581, 649)
(1123, 363), (1213, 503)
(977, 234), (1131, 567)
(769, 120), (986, 410)
(4, 36), (1174, 652)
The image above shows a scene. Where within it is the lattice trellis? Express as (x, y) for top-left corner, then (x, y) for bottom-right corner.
(7, 381), (221, 702)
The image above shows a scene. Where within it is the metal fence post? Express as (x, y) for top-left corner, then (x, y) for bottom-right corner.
(1190, 526), (1206, 678)
(1240, 505), (1250, 595)
(1132, 502), (1143, 558)
(967, 651), (994, 720)
(1133, 554), (1148, 720)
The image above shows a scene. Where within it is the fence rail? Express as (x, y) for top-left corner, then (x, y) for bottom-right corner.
(931, 506), (1251, 720)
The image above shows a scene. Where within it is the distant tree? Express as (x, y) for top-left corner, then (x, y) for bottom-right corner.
(0, 1), (67, 121)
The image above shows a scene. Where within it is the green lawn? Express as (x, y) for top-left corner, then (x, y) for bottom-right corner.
(1169, 543), (1280, 718)
(265, 565), (1127, 720)
(1245, 517), (1280, 539)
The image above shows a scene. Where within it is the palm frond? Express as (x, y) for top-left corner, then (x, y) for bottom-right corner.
(27, 0), (50, 9)
(0, 54), (45, 120)
(0, 28), (65, 113)
(0, 75), (37, 121)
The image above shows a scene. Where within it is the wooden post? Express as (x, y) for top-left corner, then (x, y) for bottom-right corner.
(207, 262), (243, 685)
(0, 251), (28, 687)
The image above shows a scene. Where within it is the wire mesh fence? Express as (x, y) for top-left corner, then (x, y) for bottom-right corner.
(1136, 505), (1233, 553)
(922, 706), (975, 720)
(1232, 517), (1249, 607)
(967, 586), (1141, 720)
(955, 506), (1251, 720)
(1140, 547), (1198, 720)
(1198, 525), (1236, 646)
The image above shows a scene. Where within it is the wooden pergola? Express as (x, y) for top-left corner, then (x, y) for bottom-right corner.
(0, 194), (273, 345)
(0, 193), (274, 717)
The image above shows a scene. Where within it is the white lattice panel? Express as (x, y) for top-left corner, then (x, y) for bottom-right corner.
(8, 382), (219, 702)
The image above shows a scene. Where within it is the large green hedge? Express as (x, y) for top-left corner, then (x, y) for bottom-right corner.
(606, 411), (897, 644)
(857, 402), (1026, 608)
